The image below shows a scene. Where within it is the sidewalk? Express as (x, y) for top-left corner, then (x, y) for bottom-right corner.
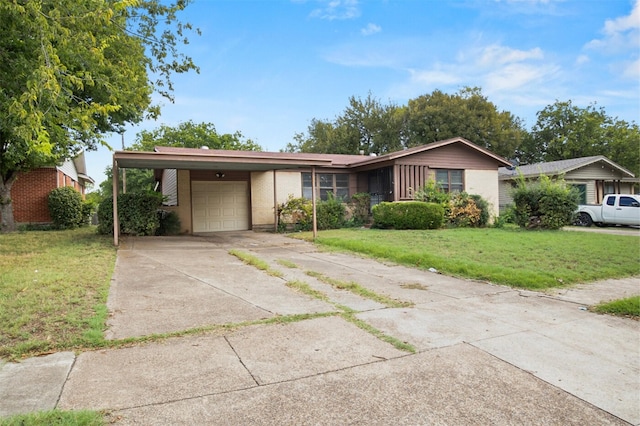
(1, 233), (638, 424)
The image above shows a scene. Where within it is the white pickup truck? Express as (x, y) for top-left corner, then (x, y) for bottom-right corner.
(575, 194), (640, 227)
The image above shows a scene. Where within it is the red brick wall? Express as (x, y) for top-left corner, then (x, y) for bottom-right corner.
(0, 168), (87, 224)
(11, 168), (58, 223)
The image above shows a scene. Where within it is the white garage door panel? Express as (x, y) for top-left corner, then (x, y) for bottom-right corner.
(192, 181), (249, 232)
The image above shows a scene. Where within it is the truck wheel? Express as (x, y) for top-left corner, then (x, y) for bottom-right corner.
(575, 212), (593, 227)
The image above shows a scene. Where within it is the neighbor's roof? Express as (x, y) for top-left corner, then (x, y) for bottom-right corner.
(499, 155), (636, 180)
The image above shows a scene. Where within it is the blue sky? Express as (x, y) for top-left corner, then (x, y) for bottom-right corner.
(86, 0), (640, 186)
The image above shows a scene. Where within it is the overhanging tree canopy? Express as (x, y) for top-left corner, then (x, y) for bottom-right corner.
(0, 0), (199, 232)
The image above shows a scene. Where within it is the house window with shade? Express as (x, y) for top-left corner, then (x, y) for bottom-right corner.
(435, 169), (464, 193)
(302, 173), (349, 201)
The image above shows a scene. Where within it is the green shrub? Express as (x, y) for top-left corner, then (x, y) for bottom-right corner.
(512, 174), (579, 230)
(48, 186), (84, 229)
(156, 210), (181, 235)
(413, 179), (451, 217)
(96, 197), (114, 235)
(492, 205), (516, 228)
(278, 195), (313, 232)
(317, 194), (346, 230)
(97, 192), (163, 235)
(372, 201), (444, 230)
(348, 192), (371, 226)
(448, 192), (482, 227)
(469, 194), (490, 227)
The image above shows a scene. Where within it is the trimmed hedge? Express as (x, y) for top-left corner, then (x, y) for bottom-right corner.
(97, 192), (163, 235)
(372, 201), (444, 230)
(48, 186), (84, 229)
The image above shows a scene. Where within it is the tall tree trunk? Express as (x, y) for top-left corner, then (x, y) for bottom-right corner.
(0, 176), (17, 233)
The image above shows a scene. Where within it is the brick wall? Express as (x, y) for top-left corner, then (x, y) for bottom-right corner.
(0, 167), (86, 225)
(11, 168), (58, 223)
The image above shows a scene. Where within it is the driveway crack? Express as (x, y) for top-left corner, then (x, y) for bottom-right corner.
(224, 336), (260, 386)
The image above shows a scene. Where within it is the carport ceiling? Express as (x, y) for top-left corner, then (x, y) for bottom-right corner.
(113, 150), (333, 171)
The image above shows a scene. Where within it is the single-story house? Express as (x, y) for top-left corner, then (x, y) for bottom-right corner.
(112, 137), (512, 242)
(498, 155), (638, 211)
(1, 152), (94, 225)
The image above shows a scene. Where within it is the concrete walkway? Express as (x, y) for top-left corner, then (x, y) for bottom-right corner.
(1, 232), (639, 424)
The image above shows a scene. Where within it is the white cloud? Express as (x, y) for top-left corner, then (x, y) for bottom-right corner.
(361, 23), (381, 36)
(586, 0), (640, 52)
(575, 54), (590, 65)
(408, 68), (461, 86)
(478, 45), (543, 66)
(484, 62), (558, 92)
(309, 0), (360, 20)
(621, 57), (640, 79)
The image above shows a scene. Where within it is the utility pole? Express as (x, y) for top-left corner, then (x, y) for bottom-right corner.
(121, 132), (126, 194)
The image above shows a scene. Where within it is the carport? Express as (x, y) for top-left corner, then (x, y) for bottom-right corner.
(111, 149), (333, 245)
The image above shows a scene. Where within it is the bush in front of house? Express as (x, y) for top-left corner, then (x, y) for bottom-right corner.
(97, 192), (163, 235)
(512, 174), (579, 230)
(448, 192), (491, 228)
(317, 194), (346, 230)
(348, 192), (371, 226)
(48, 186), (84, 229)
(156, 210), (181, 235)
(372, 201), (444, 230)
(413, 179), (451, 217)
(278, 195), (313, 232)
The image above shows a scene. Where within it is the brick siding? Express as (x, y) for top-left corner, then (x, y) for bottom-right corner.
(0, 168), (84, 224)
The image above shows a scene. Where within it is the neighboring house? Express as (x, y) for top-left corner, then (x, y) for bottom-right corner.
(3, 152), (94, 224)
(498, 155), (638, 211)
(113, 137), (511, 236)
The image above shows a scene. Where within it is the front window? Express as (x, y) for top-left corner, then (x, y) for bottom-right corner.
(435, 169), (464, 193)
(302, 173), (349, 201)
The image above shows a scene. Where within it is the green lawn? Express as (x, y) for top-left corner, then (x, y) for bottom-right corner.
(0, 227), (116, 360)
(593, 296), (640, 318)
(295, 227), (640, 290)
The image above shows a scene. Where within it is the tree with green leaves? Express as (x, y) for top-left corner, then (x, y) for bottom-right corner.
(288, 88), (525, 159)
(0, 0), (199, 232)
(285, 93), (405, 155)
(100, 121), (262, 196)
(522, 100), (640, 176)
(405, 87), (526, 158)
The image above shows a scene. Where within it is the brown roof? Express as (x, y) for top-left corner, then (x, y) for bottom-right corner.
(152, 137), (512, 169)
(153, 146), (367, 167)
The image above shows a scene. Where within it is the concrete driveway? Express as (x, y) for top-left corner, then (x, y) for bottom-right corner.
(2, 232), (639, 424)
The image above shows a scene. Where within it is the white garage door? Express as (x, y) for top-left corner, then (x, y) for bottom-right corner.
(192, 181), (249, 232)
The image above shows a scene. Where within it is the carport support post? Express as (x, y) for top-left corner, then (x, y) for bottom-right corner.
(312, 166), (317, 239)
(112, 157), (120, 246)
(273, 170), (278, 232)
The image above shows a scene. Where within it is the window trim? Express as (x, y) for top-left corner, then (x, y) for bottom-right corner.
(434, 169), (464, 193)
(302, 172), (349, 201)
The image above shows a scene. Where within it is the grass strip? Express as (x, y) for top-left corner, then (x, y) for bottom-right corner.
(0, 409), (104, 426)
(593, 296), (640, 318)
(276, 259), (298, 269)
(233, 255), (415, 353)
(341, 313), (416, 353)
(229, 249), (284, 277)
(306, 270), (413, 308)
(286, 280), (331, 302)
